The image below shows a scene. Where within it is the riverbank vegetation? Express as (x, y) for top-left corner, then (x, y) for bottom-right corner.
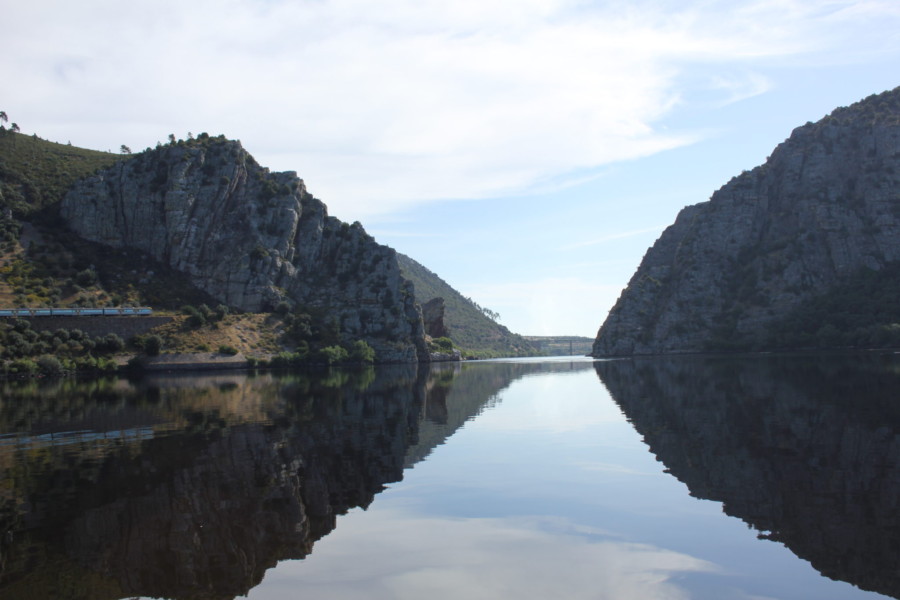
(0, 318), (123, 376)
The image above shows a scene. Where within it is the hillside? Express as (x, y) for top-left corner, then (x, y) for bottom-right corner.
(60, 135), (427, 362)
(0, 130), (122, 215)
(0, 131), (428, 364)
(593, 86), (900, 356)
(397, 253), (537, 357)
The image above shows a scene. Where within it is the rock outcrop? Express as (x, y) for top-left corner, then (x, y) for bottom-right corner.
(594, 87), (900, 356)
(421, 297), (449, 338)
(60, 137), (426, 362)
(398, 253), (538, 357)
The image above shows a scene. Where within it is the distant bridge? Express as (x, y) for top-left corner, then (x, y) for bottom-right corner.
(525, 335), (594, 356)
(0, 307), (153, 317)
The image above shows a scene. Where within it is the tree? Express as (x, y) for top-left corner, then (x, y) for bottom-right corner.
(143, 334), (163, 356)
(120, 144), (131, 154)
(10, 123), (19, 133)
(36, 355), (65, 376)
(349, 340), (376, 363)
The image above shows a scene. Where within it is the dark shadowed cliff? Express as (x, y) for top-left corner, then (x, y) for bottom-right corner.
(594, 87), (900, 356)
(60, 136), (426, 362)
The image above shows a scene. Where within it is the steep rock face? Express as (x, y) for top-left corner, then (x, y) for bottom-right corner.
(594, 87), (900, 356)
(60, 138), (426, 362)
(421, 297), (449, 338)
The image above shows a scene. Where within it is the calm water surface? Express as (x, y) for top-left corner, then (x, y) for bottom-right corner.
(0, 354), (898, 599)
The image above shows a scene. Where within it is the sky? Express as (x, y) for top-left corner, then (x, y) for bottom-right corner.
(4, 0), (900, 336)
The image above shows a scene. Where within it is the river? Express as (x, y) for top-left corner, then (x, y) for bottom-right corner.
(0, 353), (898, 599)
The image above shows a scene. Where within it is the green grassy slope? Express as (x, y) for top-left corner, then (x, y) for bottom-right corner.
(398, 253), (538, 357)
(0, 131), (122, 215)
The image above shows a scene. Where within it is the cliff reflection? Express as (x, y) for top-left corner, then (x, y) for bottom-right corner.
(0, 367), (422, 600)
(595, 353), (900, 599)
(0, 359), (591, 600)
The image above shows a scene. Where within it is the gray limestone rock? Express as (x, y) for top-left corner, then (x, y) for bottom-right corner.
(60, 137), (426, 362)
(594, 87), (900, 356)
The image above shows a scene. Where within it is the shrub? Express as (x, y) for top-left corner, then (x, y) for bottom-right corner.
(7, 358), (37, 375)
(214, 304), (229, 321)
(182, 304), (206, 328)
(36, 355), (65, 376)
(218, 344), (239, 356)
(348, 340), (376, 363)
(270, 351), (305, 369)
(98, 333), (125, 354)
(143, 334), (163, 356)
(429, 337), (454, 353)
(317, 345), (349, 365)
(75, 268), (98, 287)
(251, 245), (269, 261)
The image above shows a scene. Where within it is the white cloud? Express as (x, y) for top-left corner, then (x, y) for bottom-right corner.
(252, 511), (718, 600)
(5, 0), (900, 221)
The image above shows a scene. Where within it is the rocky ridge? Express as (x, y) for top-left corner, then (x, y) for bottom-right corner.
(593, 86), (900, 355)
(60, 136), (426, 362)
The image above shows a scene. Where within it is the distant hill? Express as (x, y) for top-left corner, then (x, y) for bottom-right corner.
(397, 253), (538, 357)
(594, 86), (900, 356)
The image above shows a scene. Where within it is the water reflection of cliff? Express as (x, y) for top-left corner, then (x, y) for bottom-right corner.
(0, 367), (423, 600)
(0, 359), (592, 600)
(595, 353), (900, 599)
(405, 359), (596, 467)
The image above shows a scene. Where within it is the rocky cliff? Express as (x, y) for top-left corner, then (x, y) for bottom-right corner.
(594, 87), (900, 356)
(60, 136), (426, 362)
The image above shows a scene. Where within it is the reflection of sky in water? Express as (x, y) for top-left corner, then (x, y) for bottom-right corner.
(248, 368), (886, 600)
(256, 511), (715, 600)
